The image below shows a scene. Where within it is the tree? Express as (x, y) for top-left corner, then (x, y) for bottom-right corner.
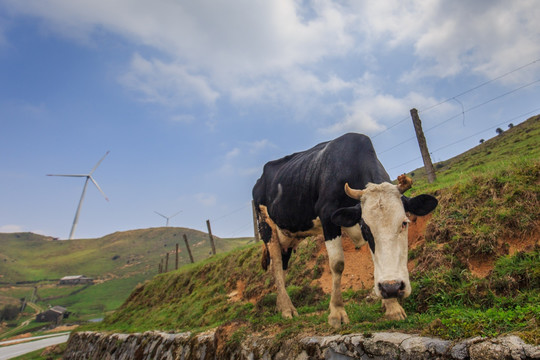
(0, 304), (20, 321)
(508, 123), (514, 128)
(496, 128), (504, 135)
(479, 139), (485, 144)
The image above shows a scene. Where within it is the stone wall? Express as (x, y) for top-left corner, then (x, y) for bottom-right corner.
(63, 330), (540, 360)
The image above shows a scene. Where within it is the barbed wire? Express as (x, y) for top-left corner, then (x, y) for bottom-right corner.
(387, 107), (540, 171)
(371, 57), (540, 140)
(378, 77), (540, 155)
(207, 58), (540, 237)
(210, 201), (251, 223)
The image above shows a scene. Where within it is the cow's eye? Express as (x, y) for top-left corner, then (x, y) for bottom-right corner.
(401, 220), (409, 230)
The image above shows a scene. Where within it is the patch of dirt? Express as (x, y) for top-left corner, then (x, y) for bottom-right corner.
(408, 214), (431, 249)
(4, 332), (32, 342)
(227, 280), (246, 302)
(214, 321), (247, 355)
(314, 234), (374, 294)
(468, 256), (496, 278)
(45, 324), (78, 333)
(468, 225), (539, 278)
(40, 343), (65, 357)
(504, 226), (540, 255)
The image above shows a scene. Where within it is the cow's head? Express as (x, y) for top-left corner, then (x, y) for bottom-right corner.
(331, 176), (437, 300)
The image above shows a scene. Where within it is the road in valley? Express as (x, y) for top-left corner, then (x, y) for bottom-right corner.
(0, 333), (69, 360)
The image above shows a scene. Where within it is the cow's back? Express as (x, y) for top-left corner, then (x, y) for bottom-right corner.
(253, 133), (390, 233)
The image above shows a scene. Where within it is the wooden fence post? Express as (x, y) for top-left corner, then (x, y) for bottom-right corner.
(206, 220), (217, 255)
(252, 200), (260, 242)
(165, 253), (169, 272)
(410, 108), (437, 183)
(183, 234), (195, 264)
(175, 243), (179, 270)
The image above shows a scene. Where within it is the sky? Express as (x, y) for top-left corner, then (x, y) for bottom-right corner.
(1, 0), (539, 240)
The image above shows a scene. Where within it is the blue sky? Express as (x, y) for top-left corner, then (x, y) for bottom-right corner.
(1, 0), (539, 240)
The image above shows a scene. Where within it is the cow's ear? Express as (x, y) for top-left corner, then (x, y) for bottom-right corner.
(331, 204), (362, 227)
(402, 194), (438, 216)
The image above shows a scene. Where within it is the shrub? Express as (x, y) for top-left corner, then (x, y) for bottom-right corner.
(0, 304), (20, 321)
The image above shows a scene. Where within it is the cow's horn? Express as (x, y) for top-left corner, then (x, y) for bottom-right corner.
(397, 174), (413, 194)
(344, 183), (364, 200)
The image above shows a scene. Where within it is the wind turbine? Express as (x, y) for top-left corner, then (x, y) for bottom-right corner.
(154, 210), (182, 227)
(47, 151), (110, 240)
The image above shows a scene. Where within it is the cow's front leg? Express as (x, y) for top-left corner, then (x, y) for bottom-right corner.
(268, 238), (298, 318)
(325, 236), (349, 328)
(382, 298), (407, 320)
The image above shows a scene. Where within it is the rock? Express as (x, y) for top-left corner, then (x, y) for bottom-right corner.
(469, 335), (539, 360)
(62, 330), (540, 360)
(363, 332), (413, 358)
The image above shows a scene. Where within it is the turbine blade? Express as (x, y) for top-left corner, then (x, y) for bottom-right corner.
(89, 176), (109, 201)
(170, 210), (182, 218)
(154, 211), (168, 219)
(89, 151), (110, 175)
(47, 174), (88, 177)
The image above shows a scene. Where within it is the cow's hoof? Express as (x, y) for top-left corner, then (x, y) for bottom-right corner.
(382, 298), (407, 321)
(281, 307), (298, 319)
(328, 307), (349, 328)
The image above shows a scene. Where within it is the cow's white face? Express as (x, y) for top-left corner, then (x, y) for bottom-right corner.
(332, 180), (437, 300)
(359, 183), (411, 299)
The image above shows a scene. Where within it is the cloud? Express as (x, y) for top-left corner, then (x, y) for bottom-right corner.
(1, 0), (353, 106)
(120, 53), (219, 107)
(225, 148), (240, 161)
(169, 114), (195, 124)
(0, 224), (23, 233)
(320, 91), (454, 135)
(246, 139), (275, 154)
(3, 0), (538, 120)
(194, 193), (216, 207)
(357, 1), (540, 81)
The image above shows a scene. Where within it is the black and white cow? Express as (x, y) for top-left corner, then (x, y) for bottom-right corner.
(252, 133), (438, 328)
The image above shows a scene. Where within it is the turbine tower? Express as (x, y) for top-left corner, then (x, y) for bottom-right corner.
(47, 151), (110, 240)
(154, 210), (182, 227)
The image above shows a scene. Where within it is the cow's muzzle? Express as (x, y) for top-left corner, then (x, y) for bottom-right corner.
(378, 280), (406, 299)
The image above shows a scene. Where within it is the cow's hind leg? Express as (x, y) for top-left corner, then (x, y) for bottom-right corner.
(325, 236), (349, 328)
(258, 205), (298, 318)
(268, 238), (298, 318)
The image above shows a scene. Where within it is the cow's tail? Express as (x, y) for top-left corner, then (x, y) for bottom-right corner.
(261, 241), (270, 271)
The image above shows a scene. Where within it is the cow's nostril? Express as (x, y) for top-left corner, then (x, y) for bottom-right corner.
(379, 281), (405, 299)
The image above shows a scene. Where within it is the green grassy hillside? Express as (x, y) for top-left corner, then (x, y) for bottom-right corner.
(0, 227), (250, 283)
(90, 115), (539, 344)
(0, 228), (252, 334)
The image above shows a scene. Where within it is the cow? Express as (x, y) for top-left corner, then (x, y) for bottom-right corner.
(252, 133), (438, 328)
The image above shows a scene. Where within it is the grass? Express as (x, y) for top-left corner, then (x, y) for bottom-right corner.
(0, 228), (251, 284)
(8, 343), (66, 360)
(80, 115), (540, 344)
(4, 115), (540, 350)
(0, 228), (252, 337)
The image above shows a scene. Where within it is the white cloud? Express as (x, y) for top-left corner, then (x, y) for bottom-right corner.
(120, 53), (219, 107)
(0, 224), (23, 233)
(362, 0), (540, 81)
(194, 193), (216, 207)
(246, 139), (275, 154)
(225, 148), (240, 161)
(169, 114), (195, 124)
(3, 0), (538, 119)
(321, 91), (454, 135)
